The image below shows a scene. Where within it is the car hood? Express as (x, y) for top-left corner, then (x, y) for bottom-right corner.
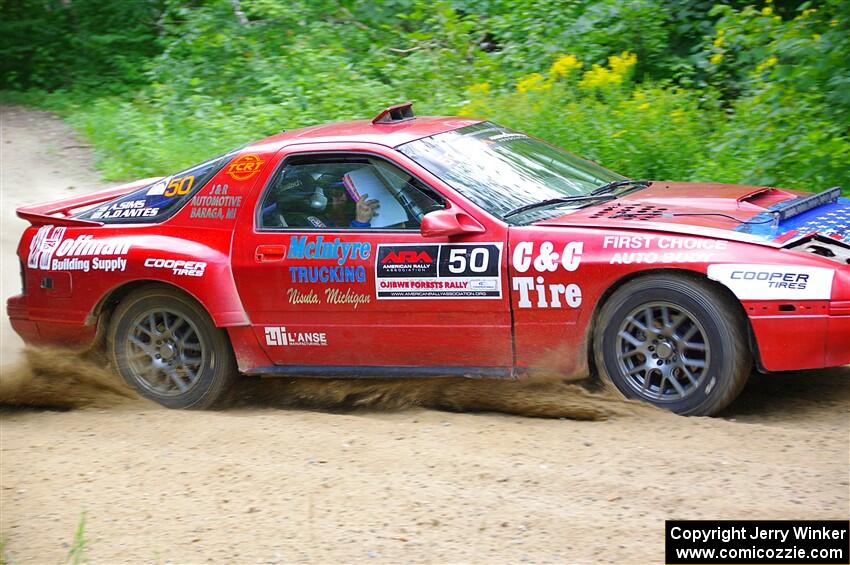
(538, 181), (850, 247)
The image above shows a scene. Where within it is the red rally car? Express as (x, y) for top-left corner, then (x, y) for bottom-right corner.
(7, 103), (850, 415)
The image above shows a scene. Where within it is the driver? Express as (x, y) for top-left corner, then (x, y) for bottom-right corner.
(265, 169), (379, 228)
(323, 180), (380, 228)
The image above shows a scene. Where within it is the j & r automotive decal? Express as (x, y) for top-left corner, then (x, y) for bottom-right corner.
(28, 225), (131, 273)
(189, 183), (242, 220)
(375, 243), (502, 299)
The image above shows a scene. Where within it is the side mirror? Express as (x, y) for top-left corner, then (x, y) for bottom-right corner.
(420, 209), (486, 238)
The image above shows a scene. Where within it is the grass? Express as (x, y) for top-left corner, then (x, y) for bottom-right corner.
(66, 512), (87, 565)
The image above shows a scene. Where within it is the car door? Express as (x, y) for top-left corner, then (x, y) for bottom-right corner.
(231, 142), (513, 373)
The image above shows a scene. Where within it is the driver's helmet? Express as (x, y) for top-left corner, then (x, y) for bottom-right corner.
(273, 169), (327, 213)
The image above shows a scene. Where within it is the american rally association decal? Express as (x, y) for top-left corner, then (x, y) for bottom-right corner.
(375, 243), (502, 299)
(707, 264), (835, 300)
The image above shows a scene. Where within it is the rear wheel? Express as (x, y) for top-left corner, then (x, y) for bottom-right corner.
(594, 274), (751, 416)
(108, 285), (236, 409)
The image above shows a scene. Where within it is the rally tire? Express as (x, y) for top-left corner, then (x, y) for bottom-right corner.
(594, 274), (751, 416)
(108, 285), (237, 409)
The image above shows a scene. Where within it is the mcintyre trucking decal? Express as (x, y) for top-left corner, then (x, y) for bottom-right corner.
(707, 264), (834, 300)
(375, 243), (502, 299)
(287, 235), (371, 285)
(27, 225), (131, 273)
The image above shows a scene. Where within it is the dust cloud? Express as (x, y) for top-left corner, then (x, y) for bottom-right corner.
(232, 374), (647, 421)
(1, 346), (644, 419)
(0, 346), (137, 409)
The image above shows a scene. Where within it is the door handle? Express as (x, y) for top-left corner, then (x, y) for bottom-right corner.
(255, 244), (286, 262)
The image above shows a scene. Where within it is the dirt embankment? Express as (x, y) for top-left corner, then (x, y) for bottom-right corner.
(0, 105), (848, 564)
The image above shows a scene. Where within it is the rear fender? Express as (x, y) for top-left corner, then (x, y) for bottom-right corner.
(18, 226), (248, 330)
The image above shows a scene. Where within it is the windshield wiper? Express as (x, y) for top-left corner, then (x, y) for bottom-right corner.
(589, 179), (651, 196)
(503, 194), (616, 219)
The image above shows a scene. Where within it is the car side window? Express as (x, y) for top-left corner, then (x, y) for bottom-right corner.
(258, 154), (444, 230)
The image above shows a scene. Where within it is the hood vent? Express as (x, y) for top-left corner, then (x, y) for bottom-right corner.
(588, 203), (669, 221)
(738, 188), (788, 209)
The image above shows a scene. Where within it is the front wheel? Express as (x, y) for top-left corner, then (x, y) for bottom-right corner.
(108, 285), (237, 409)
(594, 274), (751, 416)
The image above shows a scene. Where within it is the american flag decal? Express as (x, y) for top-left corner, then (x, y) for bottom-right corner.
(736, 196), (850, 243)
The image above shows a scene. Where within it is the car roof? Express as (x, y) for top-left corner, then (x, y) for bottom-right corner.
(248, 116), (482, 151)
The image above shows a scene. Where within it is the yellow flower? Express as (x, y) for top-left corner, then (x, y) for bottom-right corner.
(467, 82), (490, 96)
(713, 35), (725, 48)
(579, 65), (616, 89)
(755, 55), (778, 72)
(578, 51), (637, 89)
(638, 102), (650, 110)
(517, 73), (549, 93)
(812, 33), (821, 41)
(830, 19), (839, 27)
(710, 53), (724, 65)
(762, 6), (773, 16)
(549, 54), (582, 78)
(608, 51), (637, 76)
(801, 8), (817, 17)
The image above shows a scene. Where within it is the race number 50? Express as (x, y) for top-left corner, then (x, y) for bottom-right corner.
(164, 176), (195, 197)
(447, 247), (489, 274)
(439, 244), (500, 278)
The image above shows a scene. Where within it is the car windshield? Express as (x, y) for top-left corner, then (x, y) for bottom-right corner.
(397, 122), (627, 223)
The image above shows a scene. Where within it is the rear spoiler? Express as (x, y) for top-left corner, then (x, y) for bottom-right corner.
(16, 177), (162, 227)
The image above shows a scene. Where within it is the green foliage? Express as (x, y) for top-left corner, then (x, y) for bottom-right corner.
(0, 0), (165, 92)
(463, 54), (722, 183)
(695, 0), (850, 188)
(1, 0), (847, 194)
